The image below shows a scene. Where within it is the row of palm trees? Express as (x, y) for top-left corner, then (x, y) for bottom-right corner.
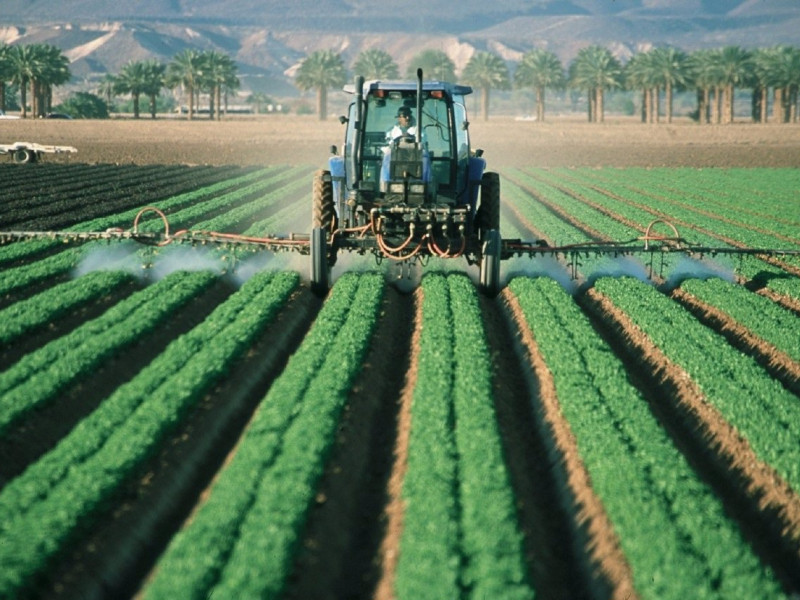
(99, 49), (239, 119)
(0, 43), (70, 118)
(0, 44), (239, 119)
(3, 41), (798, 123)
(299, 45), (800, 124)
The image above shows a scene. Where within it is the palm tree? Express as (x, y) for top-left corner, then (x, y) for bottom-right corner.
(198, 50), (238, 120)
(141, 59), (165, 119)
(687, 49), (724, 124)
(9, 44), (42, 118)
(97, 73), (117, 114)
(0, 44), (14, 113)
(767, 46), (800, 123)
(406, 49), (456, 82)
(353, 49), (399, 79)
(247, 92), (272, 114)
(514, 49), (564, 122)
(569, 45), (623, 122)
(460, 51), (510, 121)
(166, 49), (203, 119)
(717, 46), (752, 124)
(114, 60), (148, 118)
(624, 51), (656, 122)
(645, 47), (689, 123)
(295, 50), (347, 120)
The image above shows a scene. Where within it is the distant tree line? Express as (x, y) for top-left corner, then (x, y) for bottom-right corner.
(2, 41), (798, 124)
(299, 44), (800, 124)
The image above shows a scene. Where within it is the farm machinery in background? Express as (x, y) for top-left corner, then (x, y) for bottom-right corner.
(2, 70), (800, 294)
(1, 142), (77, 164)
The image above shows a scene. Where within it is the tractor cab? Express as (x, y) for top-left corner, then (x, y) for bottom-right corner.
(329, 73), (486, 227)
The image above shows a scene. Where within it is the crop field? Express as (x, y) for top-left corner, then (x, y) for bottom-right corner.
(1, 118), (800, 599)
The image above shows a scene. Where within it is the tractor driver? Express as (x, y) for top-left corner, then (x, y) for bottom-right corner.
(381, 105), (430, 187)
(386, 106), (418, 142)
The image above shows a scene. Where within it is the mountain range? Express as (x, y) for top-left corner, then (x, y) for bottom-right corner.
(1, 0), (798, 98)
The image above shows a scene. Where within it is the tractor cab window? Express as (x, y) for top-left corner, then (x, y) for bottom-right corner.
(359, 92), (455, 191)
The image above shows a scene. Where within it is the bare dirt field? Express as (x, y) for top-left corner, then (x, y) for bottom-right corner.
(3, 115), (799, 168)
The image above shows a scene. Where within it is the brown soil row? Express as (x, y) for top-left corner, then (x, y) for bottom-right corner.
(580, 287), (800, 590)
(672, 287), (800, 396)
(373, 287), (421, 600)
(283, 285), (415, 600)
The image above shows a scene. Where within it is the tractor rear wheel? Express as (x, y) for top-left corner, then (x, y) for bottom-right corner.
(312, 169), (337, 232)
(310, 227), (329, 296)
(479, 228), (501, 297)
(476, 171), (500, 240)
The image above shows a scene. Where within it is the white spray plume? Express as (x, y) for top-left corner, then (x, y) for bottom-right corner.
(586, 256), (653, 287)
(149, 246), (224, 281)
(229, 251), (275, 286)
(663, 255), (735, 290)
(504, 255), (577, 294)
(73, 242), (149, 280)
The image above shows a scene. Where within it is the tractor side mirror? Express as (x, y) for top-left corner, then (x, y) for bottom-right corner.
(339, 115), (348, 124)
(330, 145), (338, 155)
(474, 148), (484, 158)
(462, 120), (470, 130)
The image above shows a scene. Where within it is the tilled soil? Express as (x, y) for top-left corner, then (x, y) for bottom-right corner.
(3, 115), (800, 168)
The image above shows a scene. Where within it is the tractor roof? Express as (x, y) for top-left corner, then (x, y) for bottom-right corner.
(343, 80), (473, 98)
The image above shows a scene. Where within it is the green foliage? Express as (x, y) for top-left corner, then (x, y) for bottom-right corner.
(0, 271), (216, 434)
(54, 91), (109, 118)
(0, 270), (299, 598)
(595, 276), (800, 493)
(143, 272), (384, 598)
(397, 272), (533, 600)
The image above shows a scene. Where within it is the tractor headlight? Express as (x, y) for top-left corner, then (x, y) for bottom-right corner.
(389, 183), (405, 194)
(409, 183), (425, 195)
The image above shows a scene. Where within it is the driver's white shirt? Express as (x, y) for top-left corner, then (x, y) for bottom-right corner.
(386, 125), (417, 141)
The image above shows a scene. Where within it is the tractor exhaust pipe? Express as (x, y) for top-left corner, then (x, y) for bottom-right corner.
(416, 68), (423, 145)
(353, 75), (365, 187)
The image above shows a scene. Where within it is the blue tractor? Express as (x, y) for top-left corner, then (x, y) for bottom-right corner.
(310, 69), (501, 295)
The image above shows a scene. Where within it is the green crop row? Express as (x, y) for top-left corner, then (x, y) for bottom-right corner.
(594, 276), (800, 493)
(396, 272), (533, 600)
(0, 270), (133, 345)
(511, 168), (800, 299)
(0, 270), (299, 598)
(680, 277), (800, 362)
(509, 276), (785, 599)
(536, 167), (799, 252)
(143, 271), (384, 599)
(134, 165), (310, 233)
(0, 166), (280, 267)
(597, 167), (800, 225)
(0, 167), (308, 298)
(0, 270), (217, 434)
(505, 168), (639, 242)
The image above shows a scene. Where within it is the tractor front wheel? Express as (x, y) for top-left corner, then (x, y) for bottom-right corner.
(479, 228), (501, 297)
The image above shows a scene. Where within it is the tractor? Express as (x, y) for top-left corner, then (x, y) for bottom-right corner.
(310, 69), (502, 295)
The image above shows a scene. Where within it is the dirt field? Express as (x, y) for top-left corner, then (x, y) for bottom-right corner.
(3, 115), (800, 168)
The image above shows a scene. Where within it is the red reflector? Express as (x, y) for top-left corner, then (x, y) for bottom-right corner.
(374, 90), (386, 98)
(430, 90), (443, 99)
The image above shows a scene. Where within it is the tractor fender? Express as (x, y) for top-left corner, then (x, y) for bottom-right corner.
(328, 155), (346, 215)
(461, 156), (486, 209)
